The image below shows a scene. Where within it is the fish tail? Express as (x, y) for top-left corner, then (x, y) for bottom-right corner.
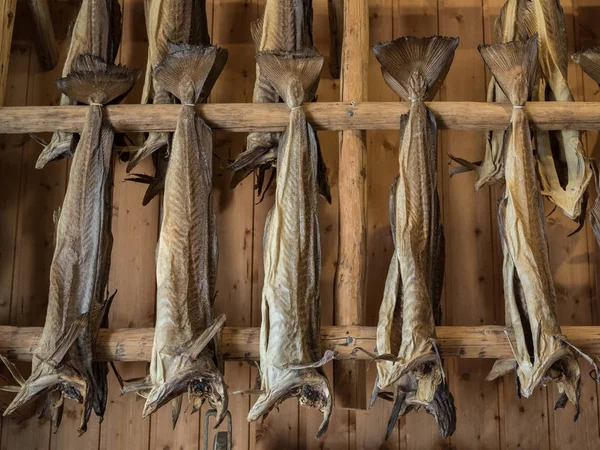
(573, 48), (600, 85)
(372, 36), (459, 101)
(248, 370), (332, 439)
(153, 43), (228, 105)
(478, 35), (538, 106)
(255, 50), (324, 107)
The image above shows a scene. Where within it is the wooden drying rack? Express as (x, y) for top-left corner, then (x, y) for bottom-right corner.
(1, 0), (600, 411)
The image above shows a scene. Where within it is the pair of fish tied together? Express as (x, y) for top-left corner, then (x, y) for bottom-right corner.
(480, 35), (600, 420)
(113, 43), (230, 429)
(0, 54), (139, 434)
(367, 36), (458, 440)
(240, 50), (334, 440)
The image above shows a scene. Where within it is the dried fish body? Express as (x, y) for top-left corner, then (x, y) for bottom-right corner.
(522, 0), (591, 220)
(246, 52), (333, 439)
(2, 55), (139, 433)
(126, 44), (229, 428)
(127, 0), (225, 203)
(573, 49), (600, 247)
(229, 1), (331, 203)
(480, 36), (593, 418)
(36, 0), (122, 169)
(370, 36), (457, 439)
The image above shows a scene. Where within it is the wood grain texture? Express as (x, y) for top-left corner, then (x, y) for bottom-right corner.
(25, 0), (58, 71)
(4, 101), (600, 133)
(0, 0), (16, 106)
(334, 0), (368, 411)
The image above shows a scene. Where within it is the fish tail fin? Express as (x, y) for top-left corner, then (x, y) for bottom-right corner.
(256, 51), (324, 107)
(573, 48), (600, 85)
(372, 36), (459, 101)
(248, 370), (332, 439)
(478, 35), (539, 105)
(57, 55), (140, 105)
(153, 43), (227, 105)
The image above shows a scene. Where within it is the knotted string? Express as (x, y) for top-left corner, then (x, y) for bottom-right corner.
(513, 105), (524, 109)
(90, 102), (102, 106)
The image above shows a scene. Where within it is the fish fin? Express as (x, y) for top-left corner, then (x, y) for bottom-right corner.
(250, 17), (263, 48)
(154, 43), (221, 104)
(0, 355), (26, 386)
(385, 389), (403, 440)
(125, 172), (165, 206)
(283, 350), (336, 370)
(256, 51), (324, 107)
(126, 135), (169, 172)
(171, 396), (182, 429)
(478, 35), (538, 106)
(487, 358), (518, 380)
(248, 371), (331, 439)
(35, 132), (75, 169)
(43, 313), (88, 367)
(57, 55), (140, 105)
(372, 36), (459, 101)
(315, 129), (332, 203)
(201, 46), (229, 102)
(187, 314), (226, 359)
(573, 48), (600, 85)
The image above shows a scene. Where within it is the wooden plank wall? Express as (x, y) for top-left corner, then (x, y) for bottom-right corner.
(0, 0), (599, 448)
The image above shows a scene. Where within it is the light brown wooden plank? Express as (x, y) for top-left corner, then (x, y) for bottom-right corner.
(5, 101), (600, 134)
(0, 0), (17, 106)
(439, 1), (501, 448)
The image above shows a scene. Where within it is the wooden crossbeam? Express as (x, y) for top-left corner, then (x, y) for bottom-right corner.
(1, 102), (600, 134)
(1, 325), (599, 362)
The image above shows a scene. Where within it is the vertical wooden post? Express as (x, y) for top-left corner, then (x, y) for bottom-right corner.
(26, 0), (58, 71)
(0, 0), (17, 106)
(333, 0), (368, 410)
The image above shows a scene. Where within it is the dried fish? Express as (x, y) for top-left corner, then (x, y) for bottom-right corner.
(572, 48), (600, 247)
(119, 44), (229, 428)
(127, 0), (225, 203)
(246, 51), (333, 439)
(228, 0), (331, 203)
(36, 0), (122, 169)
(370, 36), (458, 439)
(328, 0), (343, 79)
(522, 0), (591, 220)
(480, 36), (595, 418)
(2, 55), (139, 433)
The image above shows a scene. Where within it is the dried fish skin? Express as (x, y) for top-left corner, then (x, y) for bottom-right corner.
(573, 48), (600, 249)
(480, 37), (586, 416)
(523, 0), (592, 220)
(229, 1), (331, 203)
(3, 55), (139, 433)
(139, 44), (229, 428)
(36, 0), (122, 169)
(247, 51), (333, 439)
(371, 36), (457, 439)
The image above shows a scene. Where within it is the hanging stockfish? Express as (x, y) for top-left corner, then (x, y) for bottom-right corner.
(36, 0), (122, 169)
(450, 0), (527, 188)
(368, 36), (458, 440)
(117, 44), (229, 428)
(1, 55), (139, 434)
(481, 36), (598, 419)
(572, 48), (600, 247)
(522, 0), (591, 221)
(227, 0), (331, 203)
(245, 51), (333, 439)
(126, 0), (226, 204)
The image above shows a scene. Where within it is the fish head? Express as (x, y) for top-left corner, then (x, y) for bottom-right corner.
(188, 372), (229, 428)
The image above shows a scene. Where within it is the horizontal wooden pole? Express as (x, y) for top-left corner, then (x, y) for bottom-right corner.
(1, 102), (600, 134)
(1, 325), (599, 362)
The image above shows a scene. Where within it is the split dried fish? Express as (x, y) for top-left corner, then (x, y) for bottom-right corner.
(572, 48), (600, 247)
(119, 44), (229, 428)
(369, 36), (457, 439)
(228, 0), (331, 203)
(36, 0), (122, 169)
(127, 0), (225, 204)
(2, 55), (139, 433)
(480, 36), (597, 418)
(246, 51), (333, 439)
(523, 0), (591, 220)
(328, 0), (343, 79)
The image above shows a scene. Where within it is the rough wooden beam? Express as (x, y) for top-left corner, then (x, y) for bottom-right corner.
(1, 325), (599, 362)
(333, 0), (368, 410)
(26, 0), (59, 71)
(1, 102), (600, 134)
(0, 0), (17, 106)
